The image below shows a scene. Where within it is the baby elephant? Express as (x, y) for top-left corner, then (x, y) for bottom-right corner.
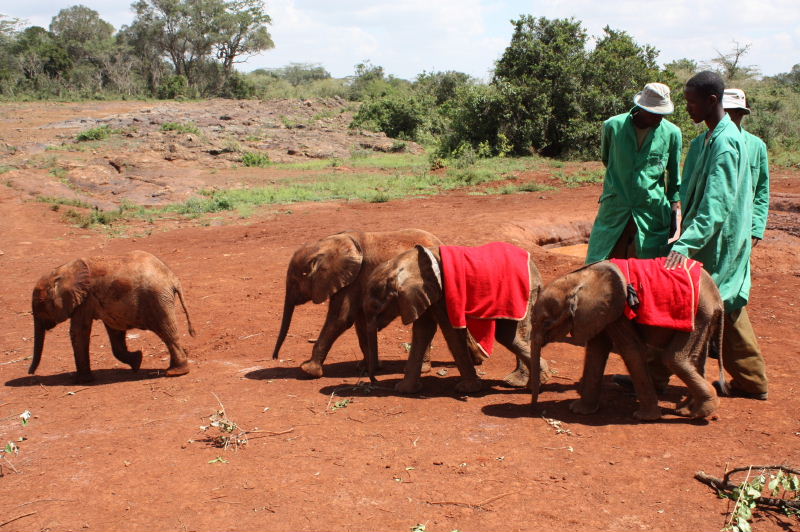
(30, 250), (196, 382)
(363, 243), (548, 394)
(530, 260), (724, 420)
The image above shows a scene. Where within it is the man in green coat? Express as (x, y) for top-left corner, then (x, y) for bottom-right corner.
(723, 88), (770, 247)
(665, 72), (768, 400)
(586, 82), (682, 262)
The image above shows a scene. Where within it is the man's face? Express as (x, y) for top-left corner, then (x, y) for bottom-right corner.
(684, 86), (713, 124)
(632, 108), (664, 128)
(726, 108), (747, 127)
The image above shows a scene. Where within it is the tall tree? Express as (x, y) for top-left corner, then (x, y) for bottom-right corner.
(49, 5), (115, 63)
(493, 16), (588, 156)
(215, 0), (273, 73)
(708, 40), (759, 81)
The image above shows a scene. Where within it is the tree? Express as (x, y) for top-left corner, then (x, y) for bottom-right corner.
(493, 16), (588, 156)
(129, 0), (273, 94)
(50, 5), (115, 63)
(708, 40), (759, 81)
(582, 27), (661, 132)
(215, 0), (273, 73)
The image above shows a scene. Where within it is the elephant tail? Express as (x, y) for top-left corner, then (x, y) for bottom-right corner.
(175, 283), (196, 337)
(714, 308), (727, 396)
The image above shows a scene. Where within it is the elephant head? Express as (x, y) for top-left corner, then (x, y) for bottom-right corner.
(30, 259), (91, 375)
(272, 233), (364, 360)
(362, 245), (443, 381)
(530, 261), (626, 402)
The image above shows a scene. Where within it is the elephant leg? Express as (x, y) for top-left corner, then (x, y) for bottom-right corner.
(662, 331), (718, 418)
(395, 315), (437, 394)
(151, 309), (190, 377)
(301, 296), (354, 378)
(433, 307), (481, 394)
(69, 308), (94, 383)
(353, 316), (378, 373)
(570, 331), (612, 415)
(104, 324), (142, 371)
(496, 320), (533, 388)
(606, 319), (661, 420)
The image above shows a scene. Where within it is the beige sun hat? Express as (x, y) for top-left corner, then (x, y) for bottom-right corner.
(722, 88), (751, 114)
(633, 82), (674, 115)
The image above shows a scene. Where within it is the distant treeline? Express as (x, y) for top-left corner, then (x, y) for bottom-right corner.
(1, 7), (798, 162)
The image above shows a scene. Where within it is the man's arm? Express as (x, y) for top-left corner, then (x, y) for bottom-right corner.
(751, 140), (770, 244)
(668, 148), (740, 268)
(665, 128), (682, 204)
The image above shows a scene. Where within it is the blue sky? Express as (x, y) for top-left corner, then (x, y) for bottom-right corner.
(6, 1), (799, 80)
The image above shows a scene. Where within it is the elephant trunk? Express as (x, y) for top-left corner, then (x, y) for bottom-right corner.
(272, 290), (296, 360)
(29, 318), (46, 375)
(529, 332), (544, 405)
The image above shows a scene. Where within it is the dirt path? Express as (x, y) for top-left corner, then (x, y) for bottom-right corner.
(1, 102), (799, 532)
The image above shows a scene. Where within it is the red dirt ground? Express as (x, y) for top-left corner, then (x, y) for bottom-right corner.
(1, 102), (799, 532)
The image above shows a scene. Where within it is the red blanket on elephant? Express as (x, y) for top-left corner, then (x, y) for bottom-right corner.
(440, 242), (531, 356)
(610, 257), (703, 332)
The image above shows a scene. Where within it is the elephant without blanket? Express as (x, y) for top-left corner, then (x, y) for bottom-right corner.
(30, 250), (196, 382)
(530, 260), (724, 420)
(271, 229), (442, 378)
(363, 244), (550, 394)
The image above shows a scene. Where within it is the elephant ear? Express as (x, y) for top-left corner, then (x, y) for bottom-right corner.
(569, 263), (626, 344)
(52, 259), (90, 319)
(395, 245), (442, 325)
(308, 234), (363, 304)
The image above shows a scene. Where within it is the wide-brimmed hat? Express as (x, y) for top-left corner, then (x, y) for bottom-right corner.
(722, 88), (751, 114)
(633, 82), (674, 115)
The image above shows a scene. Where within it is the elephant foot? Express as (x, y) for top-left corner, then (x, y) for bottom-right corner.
(395, 379), (422, 394)
(75, 371), (95, 384)
(632, 403), (662, 421)
(455, 378), (483, 394)
(502, 368), (529, 388)
(300, 360), (324, 378)
(689, 395), (719, 419)
(127, 350), (143, 371)
(569, 398), (600, 415)
(165, 363), (190, 377)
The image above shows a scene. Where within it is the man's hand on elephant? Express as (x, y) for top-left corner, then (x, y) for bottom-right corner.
(664, 250), (688, 269)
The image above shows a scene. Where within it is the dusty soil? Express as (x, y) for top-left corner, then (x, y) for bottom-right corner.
(1, 101), (799, 532)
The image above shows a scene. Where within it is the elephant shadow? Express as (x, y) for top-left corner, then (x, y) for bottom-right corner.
(317, 374), (533, 400)
(5, 368), (164, 388)
(482, 379), (711, 426)
(244, 358), (453, 382)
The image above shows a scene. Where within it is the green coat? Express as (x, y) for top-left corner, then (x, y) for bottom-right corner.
(742, 129), (770, 239)
(586, 110), (682, 262)
(671, 114), (753, 313)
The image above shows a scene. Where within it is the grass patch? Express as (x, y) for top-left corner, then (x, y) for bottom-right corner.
(76, 125), (115, 142)
(485, 182), (556, 195)
(241, 151), (270, 167)
(770, 147), (800, 168)
(0, 164), (14, 174)
(347, 153), (428, 170)
(552, 168), (604, 187)
(161, 122), (201, 135)
(37, 196), (91, 209)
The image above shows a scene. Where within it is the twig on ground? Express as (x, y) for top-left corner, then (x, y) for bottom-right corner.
(695, 466), (800, 511)
(427, 490), (520, 511)
(62, 387), (90, 397)
(0, 512), (37, 528)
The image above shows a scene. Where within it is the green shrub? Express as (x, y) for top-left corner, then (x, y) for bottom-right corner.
(241, 151), (270, 167)
(158, 75), (190, 99)
(76, 125), (112, 142)
(161, 122), (201, 135)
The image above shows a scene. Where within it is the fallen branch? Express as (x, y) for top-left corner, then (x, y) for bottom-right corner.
(695, 466), (800, 511)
